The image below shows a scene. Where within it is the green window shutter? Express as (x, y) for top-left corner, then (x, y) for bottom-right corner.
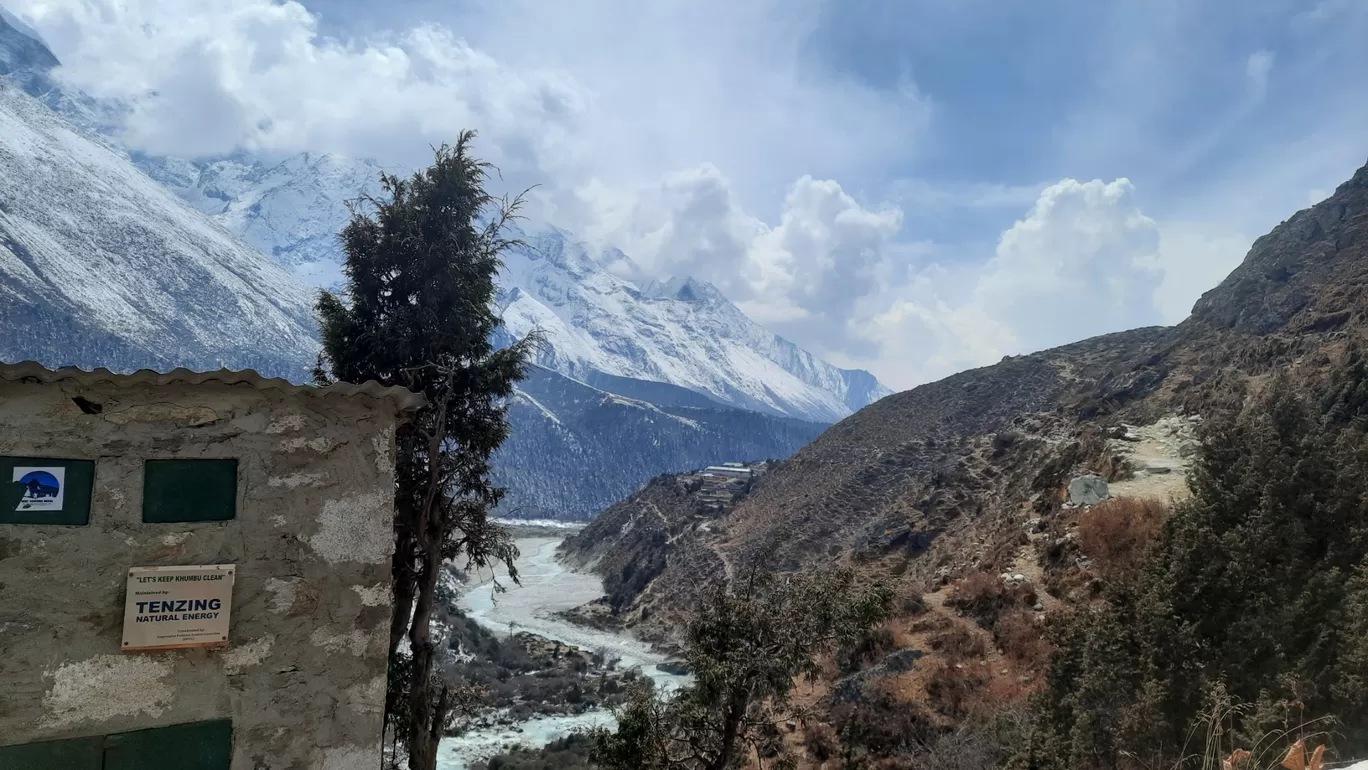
(0, 735), (103, 770)
(102, 720), (233, 770)
(0, 456), (95, 525)
(143, 460), (238, 523)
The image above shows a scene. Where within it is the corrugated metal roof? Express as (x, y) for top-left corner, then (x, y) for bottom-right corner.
(0, 361), (427, 413)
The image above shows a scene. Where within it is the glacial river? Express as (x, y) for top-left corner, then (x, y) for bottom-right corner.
(436, 537), (688, 769)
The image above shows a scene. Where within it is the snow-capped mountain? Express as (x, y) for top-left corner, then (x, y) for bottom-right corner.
(0, 10), (890, 519)
(135, 152), (392, 288)
(0, 6), (886, 423)
(130, 153), (891, 422)
(498, 228), (891, 422)
(0, 78), (319, 378)
(0, 6), (51, 76)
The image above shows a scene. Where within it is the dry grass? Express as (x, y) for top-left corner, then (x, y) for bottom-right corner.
(925, 659), (992, 718)
(948, 571), (1038, 627)
(802, 721), (838, 762)
(1078, 496), (1167, 580)
(929, 626), (989, 660)
(992, 609), (1051, 670)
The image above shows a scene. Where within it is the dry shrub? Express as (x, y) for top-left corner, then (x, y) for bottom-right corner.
(830, 677), (937, 757)
(802, 722), (838, 762)
(894, 583), (929, 616)
(973, 674), (1035, 709)
(992, 610), (1051, 670)
(910, 613), (953, 635)
(929, 626), (989, 660)
(840, 621), (899, 672)
(919, 703), (1032, 770)
(925, 659), (991, 718)
(948, 571), (1038, 627)
(1078, 496), (1166, 580)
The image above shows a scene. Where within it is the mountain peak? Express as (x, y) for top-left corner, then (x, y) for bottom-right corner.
(641, 275), (727, 305)
(1187, 157), (1368, 335)
(0, 9), (58, 77)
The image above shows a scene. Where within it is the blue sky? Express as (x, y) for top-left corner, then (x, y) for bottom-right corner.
(7, 0), (1368, 387)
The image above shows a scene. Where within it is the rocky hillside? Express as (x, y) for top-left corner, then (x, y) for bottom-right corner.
(558, 462), (771, 633)
(553, 158), (1368, 769)
(496, 366), (820, 520)
(564, 156), (1368, 645)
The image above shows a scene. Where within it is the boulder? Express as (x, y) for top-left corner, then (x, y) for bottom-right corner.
(1068, 474), (1110, 506)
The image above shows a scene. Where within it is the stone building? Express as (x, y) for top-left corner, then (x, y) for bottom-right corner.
(0, 362), (423, 770)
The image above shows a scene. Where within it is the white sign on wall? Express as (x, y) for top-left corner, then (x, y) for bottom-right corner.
(122, 564), (235, 652)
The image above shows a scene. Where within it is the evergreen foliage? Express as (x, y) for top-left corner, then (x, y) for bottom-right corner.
(1021, 354), (1368, 770)
(314, 131), (535, 770)
(590, 567), (892, 770)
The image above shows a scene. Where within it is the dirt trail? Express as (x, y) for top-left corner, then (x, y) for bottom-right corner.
(1106, 415), (1200, 504)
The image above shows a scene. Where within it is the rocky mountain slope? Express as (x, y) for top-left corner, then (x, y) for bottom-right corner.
(133, 151), (392, 288)
(564, 156), (1368, 640)
(0, 78), (320, 378)
(495, 366), (823, 520)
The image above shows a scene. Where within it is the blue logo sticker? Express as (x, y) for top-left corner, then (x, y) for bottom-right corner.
(14, 466), (65, 511)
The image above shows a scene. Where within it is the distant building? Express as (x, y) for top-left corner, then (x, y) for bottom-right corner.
(703, 464), (752, 479)
(0, 362), (423, 770)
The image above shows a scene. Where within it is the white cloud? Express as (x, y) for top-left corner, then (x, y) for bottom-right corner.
(10, 0), (590, 171)
(575, 168), (1204, 387)
(571, 167), (904, 357)
(972, 178), (1164, 349)
(741, 177), (904, 353)
(851, 178), (1196, 387)
(1245, 49), (1274, 100)
(570, 164), (767, 301)
(9, 0), (931, 205)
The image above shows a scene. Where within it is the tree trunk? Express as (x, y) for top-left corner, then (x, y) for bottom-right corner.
(704, 689), (751, 770)
(383, 530), (416, 735)
(405, 533), (444, 769)
(388, 528), (417, 659)
(406, 409), (450, 770)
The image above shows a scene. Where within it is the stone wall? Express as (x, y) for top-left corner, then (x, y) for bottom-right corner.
(0, 373), (405, 769)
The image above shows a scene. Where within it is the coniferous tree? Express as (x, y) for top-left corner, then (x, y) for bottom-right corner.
(592, 566), (891, 770)
(314, 131), (535, 770)
(1021, 352), (1368, 770)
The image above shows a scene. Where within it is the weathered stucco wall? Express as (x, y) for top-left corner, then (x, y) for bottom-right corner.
(0, 375), (403, 769)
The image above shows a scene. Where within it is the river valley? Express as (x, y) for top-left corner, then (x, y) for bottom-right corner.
(437, 537), (688, 769)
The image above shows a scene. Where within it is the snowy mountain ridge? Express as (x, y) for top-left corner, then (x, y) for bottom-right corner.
(498, 227), (891, 421)
(0, 78), (319, 378)
(496, 363), (827, 519)
(128, 150), (892, 421)
(132, 149), (892, 421)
